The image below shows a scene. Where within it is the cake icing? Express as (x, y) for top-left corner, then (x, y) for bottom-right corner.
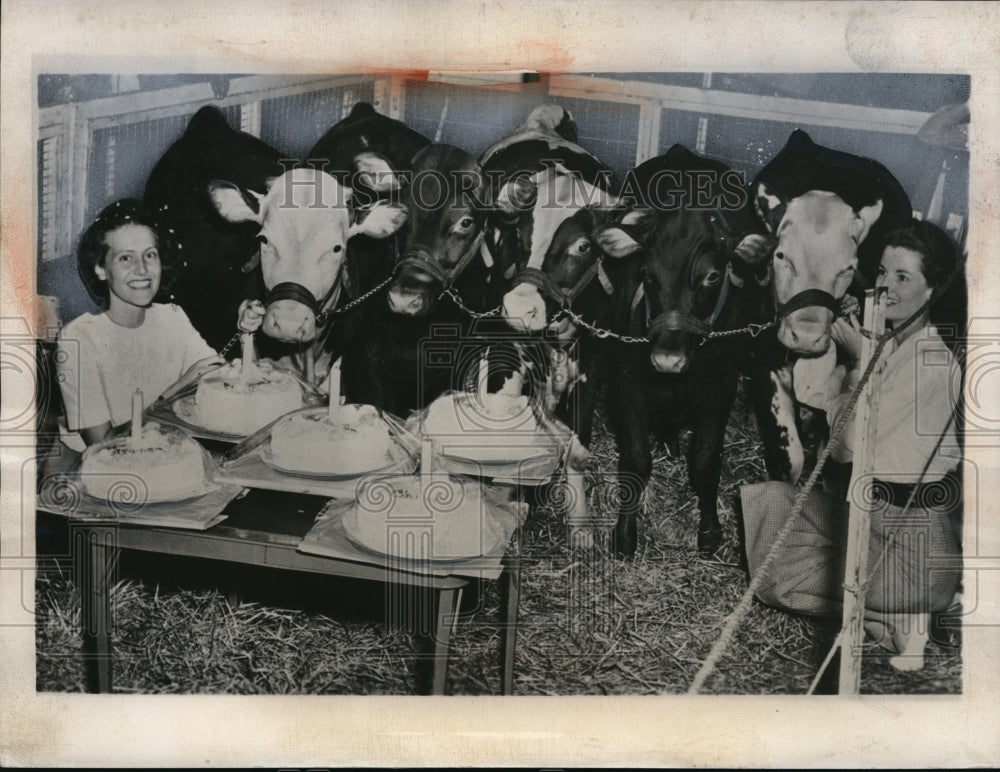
(422, 392), (537, 436)
(191, 360), (304, 436)
(351, 476), (501, 559)
(269, 404), (397, 475)
(80, 422), (208, 502)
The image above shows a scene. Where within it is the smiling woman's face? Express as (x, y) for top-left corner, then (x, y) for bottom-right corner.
(95, 224), (161, 313)
(876, 245), (933, 323)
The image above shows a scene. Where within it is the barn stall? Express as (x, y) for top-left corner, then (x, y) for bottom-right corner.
(34, 71), (969, 695)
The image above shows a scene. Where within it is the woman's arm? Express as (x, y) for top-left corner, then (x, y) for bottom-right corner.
(79, 422), (113, 447)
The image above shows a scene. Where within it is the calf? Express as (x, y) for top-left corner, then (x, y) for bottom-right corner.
(598, 146), (773, 559)
(748, 129), (912, 483)
(144, 105), (410, 367)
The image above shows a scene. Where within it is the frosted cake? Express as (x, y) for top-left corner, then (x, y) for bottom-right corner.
(269, 404), (397, 475)
(80, 423), (208, 502)
(191, 360), (304, 436)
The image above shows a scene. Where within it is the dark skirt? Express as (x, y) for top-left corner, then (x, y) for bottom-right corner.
(740, 480), (962, 616)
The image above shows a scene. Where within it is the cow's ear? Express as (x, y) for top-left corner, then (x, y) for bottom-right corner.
(596, 227), (643, 259)
(496, 175), (537, 217)
(208, 180), (263, 224)
(354, 152), (402, 192)
(350, 200), (408, 239)
(850, 198), (885, 245)
(754, 181), (786, 234)
(733, 233), (776, 267)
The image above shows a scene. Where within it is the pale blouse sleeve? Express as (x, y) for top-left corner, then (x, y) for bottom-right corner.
(56, 324), (113, 432)
(167, 304), (218, 370)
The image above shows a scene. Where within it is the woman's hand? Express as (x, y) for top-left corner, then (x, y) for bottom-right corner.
(831, 312), (864, 365)
(160, 356), (226, 402)
(237, 300), (265, 333)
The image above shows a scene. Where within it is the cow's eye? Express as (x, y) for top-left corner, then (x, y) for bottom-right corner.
(332, 244), (343, 254)
(453, 216), (476, 235)
(258, 234), (269, 246)
(702, 269), (722, 287)
(569, 238), (591, 257)
(773, 249), (784, 260)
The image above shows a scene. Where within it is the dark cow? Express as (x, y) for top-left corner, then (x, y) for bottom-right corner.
(144, 105), (409, 363)
(143, 106), (284, 351)
(749, 129), (912, 484)
(596, 146), (773, 559)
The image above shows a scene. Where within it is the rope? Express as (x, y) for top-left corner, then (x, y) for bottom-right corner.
(803, 406), (958, 693)
(685, 283), (948, 694)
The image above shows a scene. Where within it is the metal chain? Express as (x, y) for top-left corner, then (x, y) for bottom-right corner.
(219, 331), (242, 357)
(441, 286), (503, 319)
(554, 307), (651, 343)
(325, 274), (396, 318)
(553, 307), (778, 346)
(218, 275), (395, 358)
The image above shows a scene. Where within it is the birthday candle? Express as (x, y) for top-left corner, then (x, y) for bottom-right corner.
(239, 333), (254, 381)
(421, 436), (433, 487)
(477, 347), (489, 400)
(328, 358), (343, 417)
(131, 389), (143, 443)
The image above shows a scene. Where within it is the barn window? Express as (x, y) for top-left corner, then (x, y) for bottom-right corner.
(37, 134), (60, 262)
(259, 82), (375, 160)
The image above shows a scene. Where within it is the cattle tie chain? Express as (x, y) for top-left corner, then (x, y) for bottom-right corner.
(440, 286), (503, 319)
(552, 307), (777, 346)
(218, 275), (397, 359)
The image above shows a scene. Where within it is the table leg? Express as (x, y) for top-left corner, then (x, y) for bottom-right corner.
(500, 528), (522, 696)
(75, 524), (116, 693)
(431, 586), (461, 695)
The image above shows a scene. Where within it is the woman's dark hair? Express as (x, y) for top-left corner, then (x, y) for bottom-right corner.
(76, 198), (176, 305)
(881, 217), (966, 337)
(880, 218), (958, 289)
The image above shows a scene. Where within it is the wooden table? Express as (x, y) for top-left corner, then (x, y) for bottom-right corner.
(41, 488), (522, 695)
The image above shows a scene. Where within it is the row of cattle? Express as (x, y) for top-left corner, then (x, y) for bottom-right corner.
(140, 102), (913, 558)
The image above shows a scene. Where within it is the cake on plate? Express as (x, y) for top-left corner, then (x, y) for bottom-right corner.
(188, 359), (305, 436)
(269, 404), (399, 476)
(347, 476), (502, 559)
(422, 392), (538, 435)
(80, 422), (209, 502)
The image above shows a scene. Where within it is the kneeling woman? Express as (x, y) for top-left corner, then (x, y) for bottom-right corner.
(741, 219), (963, 672)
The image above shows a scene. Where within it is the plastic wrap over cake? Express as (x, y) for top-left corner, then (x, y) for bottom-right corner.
(404, 390), (574, 468)
(78, 422), (219, 503)
(263, 403), (420, 478)
(341, 473), (523, 561)
(172, 358), (321, 438)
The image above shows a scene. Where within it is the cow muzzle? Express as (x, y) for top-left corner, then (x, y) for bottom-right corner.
(263, 299), (317, 343)
(650, 349), (690, 374)
(502, 283), (548, 333)
(777, 308), (834, 355)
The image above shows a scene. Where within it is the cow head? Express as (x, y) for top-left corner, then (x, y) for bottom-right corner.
(386, 144), (489, 316)
(597, 207), (774, 373)
(208, 168), (406, 342)
(760, 187), (882, 355)
(753, 129), (911, 356)
(500, 166), (617, 336)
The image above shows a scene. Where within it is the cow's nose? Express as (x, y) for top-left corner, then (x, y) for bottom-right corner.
(263, 300), (317, 342)
(387, 288), (425, 316)
(779, 314), (831, 356)
(650, 350), (689, 373)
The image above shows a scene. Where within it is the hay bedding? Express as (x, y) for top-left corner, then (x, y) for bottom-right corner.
(35, 381), (961, 695)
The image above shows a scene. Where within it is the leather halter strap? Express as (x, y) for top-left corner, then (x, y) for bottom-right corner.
(642, 266), (732, 339)
(513, 257), (614, 310)
(396, 230), (488, 290)
(775, 287), (841, 319)
(264, 277), (343, 328)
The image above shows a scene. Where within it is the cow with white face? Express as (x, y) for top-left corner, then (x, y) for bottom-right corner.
(749, 129), (912, 484)
(754, 129), (912, 356)
(208, 169), (406, 343)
